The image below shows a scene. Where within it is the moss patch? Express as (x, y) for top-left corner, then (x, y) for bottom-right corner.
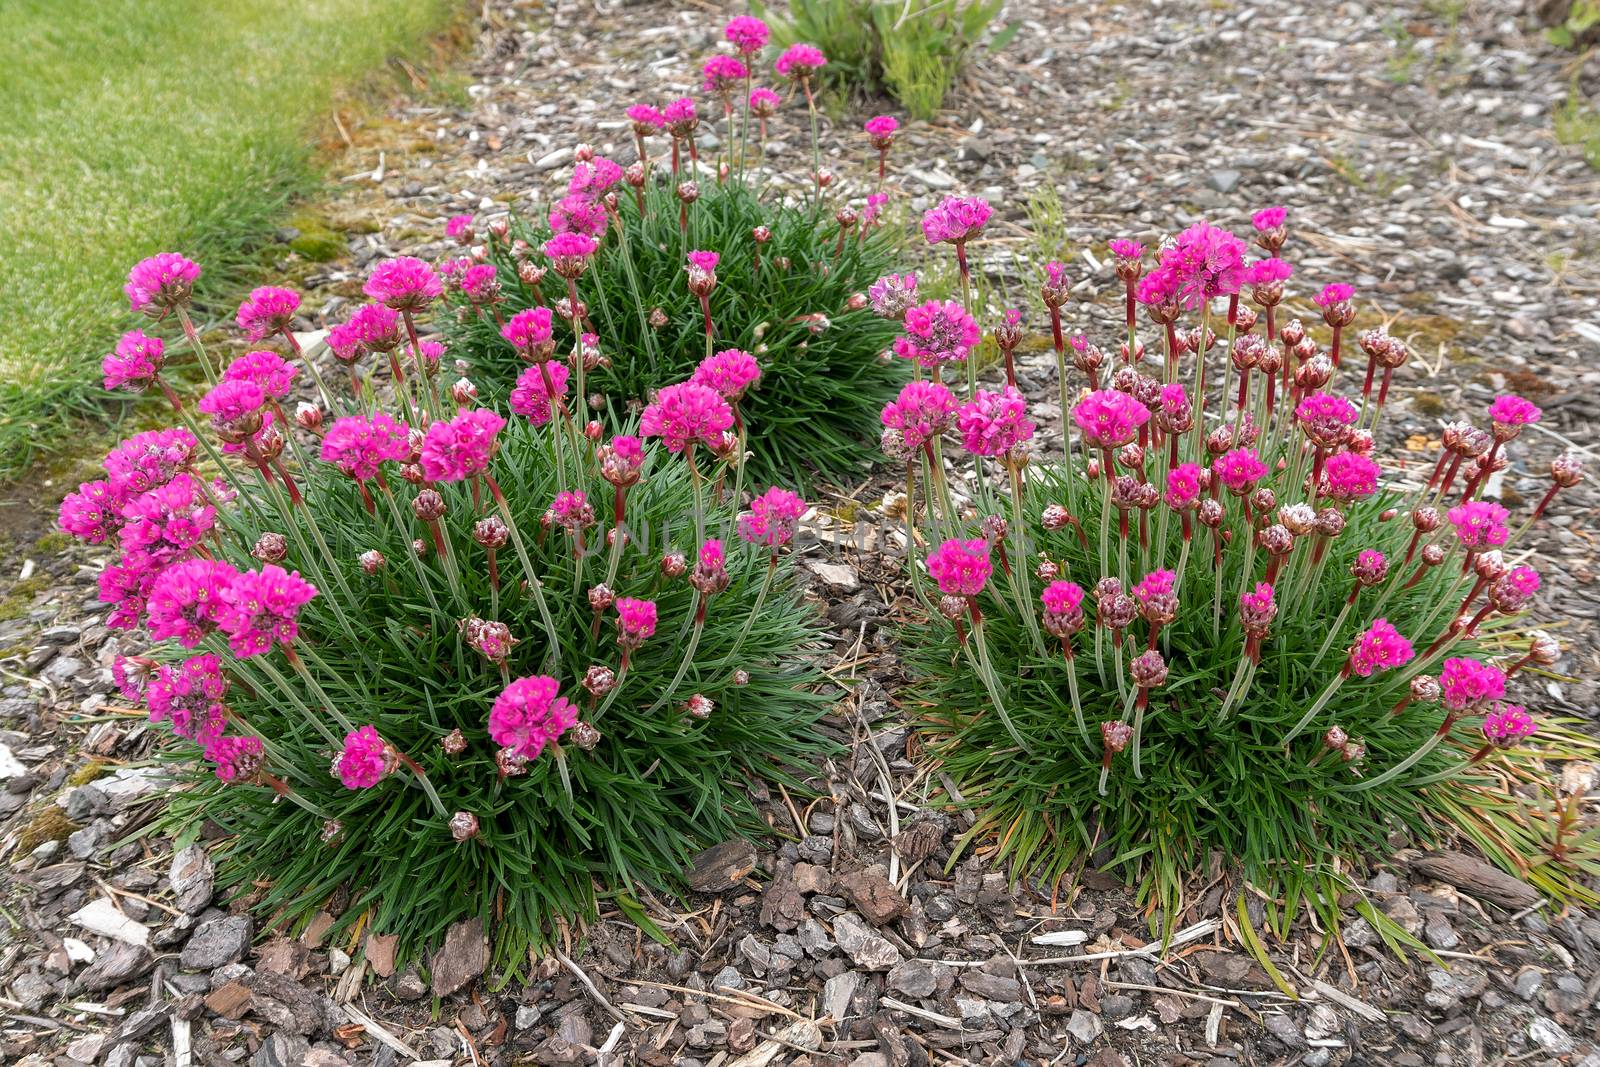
(1411, 390), (1448, 416)
(286, 212), (348, 262)
(0, 575), (50, 622)
(16, 807), (80, 854)
(34, 531), (71, 554)
(67, 760), (114, 786)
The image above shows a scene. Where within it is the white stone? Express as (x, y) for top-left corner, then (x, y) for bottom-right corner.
(68, 897), (151, 947)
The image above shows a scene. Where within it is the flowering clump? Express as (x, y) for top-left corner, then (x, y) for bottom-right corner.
(442, 37), (903, 484)
(900, 207), (1579, 929)
(68, 241), (828, 963)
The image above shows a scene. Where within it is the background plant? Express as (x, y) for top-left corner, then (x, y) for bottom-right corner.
(752, 0), (1016, 119)
(882, 203), (1597, 944)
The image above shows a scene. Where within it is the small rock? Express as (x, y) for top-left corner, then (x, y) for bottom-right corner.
(1529, 1017), (1574, 1056)
(958, 969), (1022, 1003)
(1265, 1013), (1304, 1048)
(809, 562), (859, 592)
(1207, 169), (1242, 194)
(79, 942), (155, 991)
(888, 958), (948, 999)
(822, 972), (862, 1022)
(1067, 1009), (1102, 1045)
(182, 915), (253, 970)
(831, 913), (901, 971)
(168, 844), (215, 914)
(838, 869), (908, 926)
(253, 1032), (310, 1067)
(430, 917), (487, 998)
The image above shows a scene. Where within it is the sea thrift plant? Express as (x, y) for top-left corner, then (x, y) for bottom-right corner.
(444, 32), (902, 485)
(68, 240), (831, 963)
(899, 207), (1587, 928)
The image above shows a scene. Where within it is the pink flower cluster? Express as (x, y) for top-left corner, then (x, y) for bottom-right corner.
(616, 598), (657, 647)
(125, 253), (200, 313)
(957, 387), (1034, 458)
(692, 349), (762, 401)
(510, 362), (570, 426)
(738, 487), (806, 548)
(893, 299), (980, 368)
(490, 676), (579, 760)
(725, 15), (769, 54)
(1447, 501), (1509, 549)
(775, 43), (826, 79)
(102, 329), (167, 392)
(1440, 657), (1506, 712)
(641, 382), (734, 454)
(920, 196), (992, 245)
(927, 539), (992, 597)
(1073, 390), (1150, 449)
(1158, 221), (1248, 309)
(364, 257), (442, 312)
(1348, 619), (1414, 677)
(882, 381), (957, 451)
(420, 409), (505, 481)
(217, 565), (318, 658)
(336, 725), (393, 789)
(320, 414), (410, 480)
(147, 654), (229, 742)
(236, 286), (301, 340)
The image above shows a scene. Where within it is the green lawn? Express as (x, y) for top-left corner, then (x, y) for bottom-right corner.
(0, 0), (456, 480)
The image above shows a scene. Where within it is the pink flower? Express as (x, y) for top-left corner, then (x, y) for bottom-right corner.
(1214, 448), (1267, 492)
(868, 273), (919, 318)
(319, 413), (411, 480)
(687, 249), (720, 274)
(1351, 550), (1388, 585)
(125, 253), (200, 313)
(1482, 704), (1535, 745)
(1160, 221), (1247, 309)
(1491, 566), (1541, 614)
(1134, 265), (1180, 307)
(223, 350), (298, 400)
(1314, 283), (1354, 307)
(893, 299), (980, 368)
(725, 15), (770, 54)
(1295, 391), (1358, 446)
(420, 409), (505, 481)
(59, 480), (123, 544)
(739, 487), (806, 548)
(616, 598), (657, 646)
(775, 43), (827, 79)
(882, 380), (957, 451)
(1252, 206), (1286, 231)
(663, 97), (698, 130)
(1244, 258), (1294, 285)
(1447, 501), (1509, 549)
(99, 558), (160, 631)
(626, 103), (665, 130)
(198, 379), (265, 432)
(235, 286), (301, 340)
(1073, 390), (1150, 449)
(927, 539), (992, 598)
(599, 434), (645, 486)
(147, 654), (229, 741)
(1133, 570), (1176, 606)
(693, 349), (762, 402)
(510, 362), (570, 426)
(459, 263), (501, 304)
(861, 193), (888, 226)
(147, 558), (240, 647)
(703, 55), (749, 93)
(550, 194), (608, 238)
(569, 157), (623, 196)
(120, 474), (216, 563)
(218, 565), (318, 658)
(103, 329), (166, 391)
(103, 427), (197, 498)
(112, 656), (155, 702)
(1487, 394), (1541, 432)
(332, 303), (402, 358)
(1440, 657), (1506, 712)
(920, 196), (992, 245)
(640, 382), (734, 454)
(1107, 239), (1144, 260)
(1239, 582), (1278, 632)
(864, 115), (899, 142)
(1348, 619), (1414, 677)
(748, 87), (781, 114)
(489, 675), (578, 760)
(544, 232), (599, 273)
(1041, 580), (1085, 615)
(957, 387), (1034, 457)
(205, 734), (264, 783)
(1322, 452), (1381, 500)
(364, 256), (442, 311)
(445, 214), (475, 240)
(336, 725), (393, 788)
(1166, 463), (1203, 509)
(501, 306), (555, 354)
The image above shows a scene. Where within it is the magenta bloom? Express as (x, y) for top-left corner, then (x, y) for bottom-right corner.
(336, 726), (392, 789)
(204, 734), (264, 783)
(893, 299), (980, 368)
(459, 263), (501, 304)
(1482, 705), (1536, 745)
(739, 487), (806, 548)
(1166, 463), (1203, 509)
(1214, 448), (1268, 492)
(663, 97), (698, 128)
(1132, 570), (1176, 607)
(616, 597), (657, 646)
(1160, 221), (1247, 309)
(868, 273), (919, 319)
(703, 55), (750, 93)
(1322, 452), (1381, 501)
(147, 558), (240, 647)
(104, 427), (198, 498)
(489, 675), (578, 760)
(1441, 657), (1506, 712)
(957, 386), (1034, 457)
(775, 43), (827, 79)
(927, 538), (992, 598)
(1073, 389), (1150, 449)
(1487, 394), (1541, 431)
(510, 362), (570, 426)
(1447, 501), (1510, 549)
(103, 329), (166, 392)
(1295, 391), (1359, 445)
(501, 306), (555, 354)
(748, 87), (781, 114)
(626, 103), (665, 130)
(120, 474), (216, 563)
(1041, 580), (1085, 615)
(197, 379), (265, 431)
(1240, 582), (1278, 631)
(125, 253), (200, 313)
(692, 349), (762, 402)
(223, 350), (298, 400)
(687, 250), (720, 274)
(1244, 258), (1293, 285)
(920, 196), (992, 245)
(1107, 239), (1144, 261)
(640, 382), (734, 454)
(445, 214), (474, 240)
(570, 158), (623, 198)
(1135, 266), (1180, 307)
(544, 232), (599, 269)
(1314, 283), (1354, 307)
(364, 256), (442, 311)
(59, 480), (123, 544)
(1348, 619), (1414, 677)
(881, 380), (957, 451)
(146, 654), (229, 741)
(725, 15), (770, 54)
(864, 115), (899, 141)
(420, 409), (505, 482)
(861, 193), (888, 226)
(1252, 206), (1286, 231)
(235, 286), (301, 340)
(217, 565), (318, 658)
(550, 194), (608, 238)
(100, 558), (160, 631)
(319, 413), (411, 480)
